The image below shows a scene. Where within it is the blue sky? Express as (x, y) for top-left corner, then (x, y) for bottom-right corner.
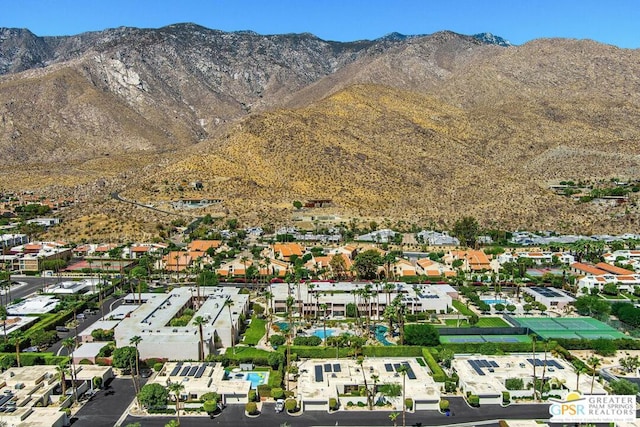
(1, 0), (638, 48)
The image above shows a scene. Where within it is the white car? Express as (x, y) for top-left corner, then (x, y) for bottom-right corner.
(274, 399), (285, 413)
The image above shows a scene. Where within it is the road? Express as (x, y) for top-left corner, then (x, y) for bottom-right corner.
(49, 294), (124, 355)
(72, 377), (147, 427)
(121, 397), (552, 427)
(3, 276), (47, 302)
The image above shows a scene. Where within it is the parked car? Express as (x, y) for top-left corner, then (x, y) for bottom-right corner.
(23, 346), (40, 353)
(275, 399), (285, 413)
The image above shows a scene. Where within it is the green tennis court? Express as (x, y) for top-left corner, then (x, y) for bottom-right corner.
(512, 317), (627, 340)
(440, 334), (531, 344)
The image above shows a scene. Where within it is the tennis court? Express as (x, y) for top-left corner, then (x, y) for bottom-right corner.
(512, 317), (626, 340)
(440, 334), (531, 344)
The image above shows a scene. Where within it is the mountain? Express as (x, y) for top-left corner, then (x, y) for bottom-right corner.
(1, 24), (639, 240)
(472, 32), (512, 47)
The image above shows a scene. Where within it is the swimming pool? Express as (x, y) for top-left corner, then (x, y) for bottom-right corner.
(481, 299), (508, 305)
(373, 325), (394, 346)
(224, 370), (270, 388)
(311, 328), (336, 340)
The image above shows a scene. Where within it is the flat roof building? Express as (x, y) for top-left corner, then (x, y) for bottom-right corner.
(452, 354), (606, 405)
(114, 287), (249, 360)
(270, 281), (452, 318)
(297, 357), (440, 411)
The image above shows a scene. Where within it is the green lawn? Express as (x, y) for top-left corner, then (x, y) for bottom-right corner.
(452, 300), (474, 316)
(443, 317), (510, 328)
(242, 316), (267, 345)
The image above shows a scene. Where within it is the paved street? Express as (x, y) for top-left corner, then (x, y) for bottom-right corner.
(72, 377), (147, 427)
(121, 397), (552, 427)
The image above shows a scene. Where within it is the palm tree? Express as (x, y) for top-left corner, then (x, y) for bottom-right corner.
(0, 306), (8, 343)
(587, 355), (602, 394)
(56, 362), (70, 397)
(396, 364), (408, 427)
(531, 335), (537, 400)
(10, 331), (24, 368)
(130, 335), (143, 397)
(285, 295), (295, 391)
(224, 299), (235, 354)
(389, 412), (399, 427)
(193, 316), (206, 361)
(264, 291), (273, 343)
(538, 340), (549, 400)
(308, 283), (315, 321)
(575, 365), (588, 392)
(167, 381), (185, 426)
(240, 256), (249, 284)
(62, 337), (78, 402)
(357, 356), (373, 409)
(320, 303), (328, 346)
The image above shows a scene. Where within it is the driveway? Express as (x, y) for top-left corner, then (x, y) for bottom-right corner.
(72, 377), (145, 427)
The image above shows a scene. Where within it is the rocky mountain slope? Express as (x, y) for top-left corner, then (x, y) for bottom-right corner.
(1, 24), (639, 238)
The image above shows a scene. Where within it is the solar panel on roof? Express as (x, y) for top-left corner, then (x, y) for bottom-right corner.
(195, 365), (206, 378)
(180, 366), (190, 376)
(170, 364), (182, 376)
(333, 363), (341, 372)
(188, 366), (198, 376)
(402, 362), (417, 380)
(385, 363), (393, 372)
(468, 360), (485, 376)
(324, 363), (332, 373)
(393, 363), (402, 372)
(315, 365), (324, 382)
(490, 361), (499, 367)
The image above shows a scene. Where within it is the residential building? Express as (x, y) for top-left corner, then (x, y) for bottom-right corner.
(416, 230), (460, 247)
(452, 354), (605, 406)
(113, 287), (249, 360)
(270, 281), (452, 317)
(522, 286), (575, 310)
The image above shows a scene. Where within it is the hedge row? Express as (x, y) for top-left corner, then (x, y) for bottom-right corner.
(440, 340), (555, 354)
(0, 352), (68, 368)
(556, 338), (640, 351)
(421, 348), (446, 382)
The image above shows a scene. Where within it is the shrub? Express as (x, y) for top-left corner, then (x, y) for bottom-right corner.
(269, 335), (286, 347)
(200, 392), (219, 403)
(271, 387), (284, 399)
(153, 362), (164, 372)
(403, 324), (439, 346)
(505, 378), (524, 390)
(203, 399), (218, 413)
(329, 397), (338, 410)
(257, 385), (271, 398)
(293, 336), (322, 346)
(405, 398), (413, 410)
(92, 376), (102, 389)
(439, 399), (449, 411)
(285, 398), (297, 413)
(245, 402), (258, 415)
(357, 401), (366, 407)
(421, 348), (446, 382)
(467, 394), (480, 407)
(502, 391), (510, 404)
(248, 389), (258, 402)
(79, 359), (93, 365)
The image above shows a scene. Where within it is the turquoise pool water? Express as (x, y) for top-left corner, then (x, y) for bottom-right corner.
(312, 328), (336, 339)
(224, 370), (269, 388)
(374, 325), (394, 346)
(482, 299), (508, 305)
